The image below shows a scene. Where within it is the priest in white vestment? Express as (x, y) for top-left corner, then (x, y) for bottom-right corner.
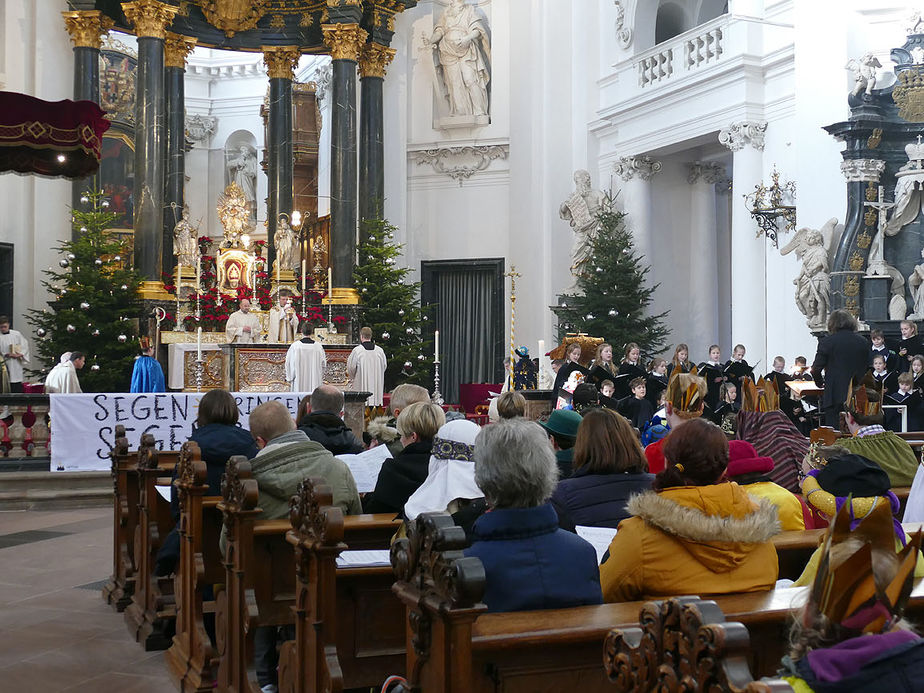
(347, 326), (387, 406)
(225, 298), (261, 343)
(285, 324), (326, 392)
(44, 352), (84, 393)
(268, 296), (299, 343)
(0, 316), (30, 391)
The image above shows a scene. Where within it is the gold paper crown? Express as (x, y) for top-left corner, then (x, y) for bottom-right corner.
(740, 376), (780, 413)
(664, 366), (706, 417)
(805, 442), (850, 471)
(138, 336), (152, 351)
(811, 500), (921, 634)
(846, 372), (882, 417)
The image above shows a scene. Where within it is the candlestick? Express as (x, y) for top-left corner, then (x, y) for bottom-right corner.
(434, 330), (440, 362)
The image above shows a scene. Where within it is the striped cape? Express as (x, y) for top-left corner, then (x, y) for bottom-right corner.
(735, 410), (809, 493)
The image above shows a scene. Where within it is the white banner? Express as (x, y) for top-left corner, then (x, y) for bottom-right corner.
(49, 392), (311, 472)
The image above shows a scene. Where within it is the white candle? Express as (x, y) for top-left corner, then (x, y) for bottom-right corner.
(327, 266), (333, 300)
(301, 259), (307, 296)
(176, 262), (182, 290)
(276, 254), (280, 285)
(538, 339), (545, 357)
(197, 326), (202, 361)
(434, 330), (440, 362)
(195, 255), (201, 290)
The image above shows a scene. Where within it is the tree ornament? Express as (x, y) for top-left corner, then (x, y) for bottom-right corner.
(94, 258), (102, 266)
(59, 259), (70, 268)
(586, 314), (594, 320)
(101, 200), (110, 208)
(90, 363), (100, 372)
(92, 329), (100, 336)
(80, 302), (90, 310)
(117, 334), (127, 343)
(422, 315), (429, 321)
(405, 327), (414, 334)
(113, 255), (121, 262)
(404, 361), (412, 368)
(66, 324), (76, 333)
(381, 332), (390, 339)
(362, 287), (368, 293)
(79, 195), (89, 204)
(36, 328), (46, 338)
(608, 309), (618, 317)
(596, 266), (603, 273)
(398, 309), (405, 316)
(417, 354), (425, 361)
(120, 284), (128, 290)
(79, 226), (87, 233)
(386, 257), (395, 265)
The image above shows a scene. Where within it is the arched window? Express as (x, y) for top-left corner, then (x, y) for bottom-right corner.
(696, 0), (729, 25)
(655, 2), (687, 44)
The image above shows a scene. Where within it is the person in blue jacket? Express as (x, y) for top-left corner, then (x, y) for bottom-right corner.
(464, 418), (602, 612)
(130, 337), (166, 393)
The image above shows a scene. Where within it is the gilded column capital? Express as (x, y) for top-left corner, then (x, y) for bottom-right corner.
(164, 32), (197, 69)
(358, 43), (396, 79)
(62, 10), (114, 49)
(262, 46), (302, 80)
(321, 23), (368, 62)
(326, 0), (364, 7)
(121, 0), (178, 40)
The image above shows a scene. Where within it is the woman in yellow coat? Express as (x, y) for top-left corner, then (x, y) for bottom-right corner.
(600, 418), (780, 603)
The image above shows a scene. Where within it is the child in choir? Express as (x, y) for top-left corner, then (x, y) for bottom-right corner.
(551, 343), (585, 403)
(765, 356), (790, 397)
(618, 377), (654, 430)
(599, 379), (615, 399)
(617, 342), (646, 398)
(912, 355), (924, 391)
(666, 343), (691, 378)
(791, 355), (812, 380)
(871, 353), (897, 394)
(886, 372), (923, 432)
(697, 344), (725, 411)
(591, 342), (617, 377)
(712, 381), (740, 425)
(723, 343), (754, 396)
(870, 328), (897, 370)
(646, 357), (668, 407)
(897, 320), (923, 372)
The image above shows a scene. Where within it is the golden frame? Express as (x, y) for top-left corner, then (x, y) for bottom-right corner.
(216, 248), (257, 296)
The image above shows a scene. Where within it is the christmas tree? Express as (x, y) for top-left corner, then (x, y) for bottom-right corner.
(353, 219), (432, 390)
(556, 194), (670, 357)
(27, 188), (142, 392)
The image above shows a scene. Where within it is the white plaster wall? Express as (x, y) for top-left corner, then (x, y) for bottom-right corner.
(0, 0), (73, 353)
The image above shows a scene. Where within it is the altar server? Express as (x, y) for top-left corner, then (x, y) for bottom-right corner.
(225, 298), (261, 343)
(285, 322), (326, 393)
(268, 294), (299, 343)
(0, 315), (30, 392)
(130, 337), (165, 393)
(347, 326), (387, 406)
(44, 351), (84, 393)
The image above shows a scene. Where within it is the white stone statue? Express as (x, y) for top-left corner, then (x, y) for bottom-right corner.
(908, 249), (924, 320)
(227, 145), (257, 212)
(780, 220), (835, 330)
(172, 204), (198, 266)
(429, 0), (491, 118)
(559, 170), (605, 273)
(274, 214), (296, 272)
(846, 53), (882, 98)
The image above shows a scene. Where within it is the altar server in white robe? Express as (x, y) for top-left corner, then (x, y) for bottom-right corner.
(268, 295), (299, 343)
(285, 322), (326, 392)
(347, 326), (387, 406)
(44, 351), (84, 393)
(0, 315), (30, 392)
(225, 298), (261, 343)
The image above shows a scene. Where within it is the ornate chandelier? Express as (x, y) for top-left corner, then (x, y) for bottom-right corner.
(744, 166), (796, 247)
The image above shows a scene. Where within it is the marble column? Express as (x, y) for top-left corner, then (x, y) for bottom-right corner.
(688, 161), (725, 354)
(358, 42), (395, 238)
(613, 155), (662, 264)
(262, 47), (301, 276)
(323, 23), (368, 293)
(720, 120), (767, 364)
(123, 0), (177, 299)
(62, 10), (112, 235)
(163, 33), (196, 278)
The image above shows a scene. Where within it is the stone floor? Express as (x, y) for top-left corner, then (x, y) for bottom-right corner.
(0, 507), (174, 692)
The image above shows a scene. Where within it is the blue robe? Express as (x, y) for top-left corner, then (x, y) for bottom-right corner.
(130, 355), (166, 393)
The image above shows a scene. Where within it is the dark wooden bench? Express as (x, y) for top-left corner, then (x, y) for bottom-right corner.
(216, 458), (402, 693)
(102, 424), (134, 611)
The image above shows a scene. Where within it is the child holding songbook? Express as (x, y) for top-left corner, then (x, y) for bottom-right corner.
(870, 328), (897, 371)
(886, 372), (923, 432)
(765, 356), (790, 397)
(617, 342), (646, 398)
(666, 343), (692, 378)
(646, 357), (668, 407)
(871, 353), (897, 394)
(912, 355), (924, 391)
(723, 343), (755, 397)
(697, 344), (725, 410)
(712, 381), (740, 428)
(896, 320), (923, 372)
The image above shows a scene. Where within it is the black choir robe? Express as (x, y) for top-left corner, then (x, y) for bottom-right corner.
(895, 334), (924, 373)
(646, 373), (668, 408)
(885, 390), (923, 432)
(697, 361), (725, 410)
(870, 345), (898, 372)
(617, 361), (647, 399)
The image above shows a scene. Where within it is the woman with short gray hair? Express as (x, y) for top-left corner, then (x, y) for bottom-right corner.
(465, 418), (602, 612)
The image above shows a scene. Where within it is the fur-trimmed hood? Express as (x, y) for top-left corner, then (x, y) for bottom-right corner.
(626, 482), (781, 573)
(366, 415), (399, 443)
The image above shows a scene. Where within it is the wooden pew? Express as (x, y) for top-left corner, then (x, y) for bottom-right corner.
(603, 597), (794, 692)
(123, 434), (181, 650)
(216, 458), (403, 693)
(164, 441), (225, 692)
(102, 424), (135, 611)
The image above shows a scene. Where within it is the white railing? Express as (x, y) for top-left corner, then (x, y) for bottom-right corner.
(638, 48), (673, 87)
(635, 15), (728, 88)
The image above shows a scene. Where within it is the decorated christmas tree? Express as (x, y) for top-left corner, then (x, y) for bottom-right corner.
(27, 188), (142, 392)
(354, 219), (432, 390)
(556, 194), (670, 357)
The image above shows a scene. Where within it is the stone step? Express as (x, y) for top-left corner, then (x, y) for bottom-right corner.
(0, 471), (112, 510)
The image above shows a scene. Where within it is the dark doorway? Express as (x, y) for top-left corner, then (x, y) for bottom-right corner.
(0, 244), (12, 325)
(421, 259), (505, 404)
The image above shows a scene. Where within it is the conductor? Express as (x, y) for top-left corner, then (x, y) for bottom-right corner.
(811, 309), (869, 427)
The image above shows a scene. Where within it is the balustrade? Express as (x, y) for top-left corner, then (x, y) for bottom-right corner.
(0, 394), (50, 459)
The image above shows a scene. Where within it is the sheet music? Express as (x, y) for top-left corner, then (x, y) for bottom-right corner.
(336, 549), (392, 568)
(575, 525), (618, 565)
(337, 443), (393, 493)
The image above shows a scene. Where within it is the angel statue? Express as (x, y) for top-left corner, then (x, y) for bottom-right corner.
(172, 204), (198, 266)
(846, 53), (882, 98)
(780, 219), (837, 330)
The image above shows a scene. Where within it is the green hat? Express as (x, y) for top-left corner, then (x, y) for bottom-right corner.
(538, 409), (583, 440)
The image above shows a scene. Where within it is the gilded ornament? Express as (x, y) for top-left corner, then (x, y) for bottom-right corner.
(62, 10), (114, 49)
(849, 251), (865, 272)
(300, 12), (315, 28)
(844, 275), (860, 297)
(358, 43), (396, 79)
(857, 232), (873, 249)
(868, 127), (883, 149)
(269, 14), (286, 30)
(321, 23), (368, 62)
(198, 0), (269, 38)
(262, 46), (302, 80)
(865, 208), (877, 227)
(176, 2), (191, 17)
(866, 180), (878, 202)
(893, 69), (924, 122)
(326, 0), (363, 7)
(846, 298), (860, 316)
(164, 32), (197, 69)
(373, 6), (397, 32)
(121, 0), (178, 39)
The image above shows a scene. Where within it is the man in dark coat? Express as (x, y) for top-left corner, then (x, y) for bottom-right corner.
(811, 309), (871, 427)
(297, 385), (364, 456)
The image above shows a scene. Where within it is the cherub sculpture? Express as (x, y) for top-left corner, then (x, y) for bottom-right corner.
(846, 53), (882, 98)
(780, 218), (838, 330)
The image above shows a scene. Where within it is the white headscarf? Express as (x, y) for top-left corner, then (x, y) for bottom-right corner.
(403, 419), (482, 520)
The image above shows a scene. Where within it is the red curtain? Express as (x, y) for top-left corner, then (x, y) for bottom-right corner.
(0, 91), (110, 178)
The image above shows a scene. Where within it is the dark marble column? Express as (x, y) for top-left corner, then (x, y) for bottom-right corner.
(123, 0), (177, 298)
(163, 33), (196, 278)
(358, 43), (394, 240)
(263, 47), (300, 275)
(62, 10), (111, 235)
(323, 23), (367, 290)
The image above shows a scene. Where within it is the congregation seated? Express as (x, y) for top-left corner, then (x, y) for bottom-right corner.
(736, 407), (809, 493)
(794, 447), (924, 586)
(464, 418), (602, 612)
(600, 417), (780, 602)
(363, 401), (445, 514)
(643, 370), (708, 474)
(832, 384), (918, 487)
(782, 502), (924, 692)
(550, 408), (654, 532)
(403, 418), (486, 537)
(726, 439), (806, 530)
(296, 385), (364, 456)
(538, 408), (582, 479)
(366, 383), (430, 454)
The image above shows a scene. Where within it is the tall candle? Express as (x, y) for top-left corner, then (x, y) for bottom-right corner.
(195, 255), (200, 289)
(197, 326), (202, 361)
(538, 339), (545, 358)
(301, 259), (307, 296)
(327, 266), (333, 300)
(176, 262), (182, 290)
(434, 330), (440, 362)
